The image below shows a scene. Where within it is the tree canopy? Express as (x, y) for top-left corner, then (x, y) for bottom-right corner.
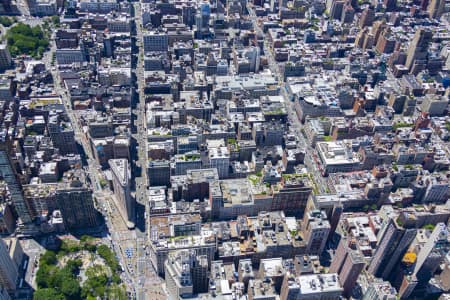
(6, 23), (49, 58)
(34, 238), (125, 300)
(33, 288), (65, 300)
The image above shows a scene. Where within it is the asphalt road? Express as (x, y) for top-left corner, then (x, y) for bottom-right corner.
(44, 33), (138, 297)
(132, 3), (165, 299)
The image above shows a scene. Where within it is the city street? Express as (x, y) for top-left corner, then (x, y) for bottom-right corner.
(43, 4), (165, 298)
(132, 3), (165, 299)
(43, 34), (139, 297)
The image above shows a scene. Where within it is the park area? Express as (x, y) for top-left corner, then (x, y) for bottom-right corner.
(34, 236), (126, 300)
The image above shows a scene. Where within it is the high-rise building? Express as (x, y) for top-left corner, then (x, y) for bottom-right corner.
(47, 114), (77, 155)
(405, 29), (432, 72)
(399, 223), (450, 298)
(0, 0), (15, 14)
(192, 255), (209, 293)
(422, 175), (449, 202)
(427, 0), (445, 18)
(328, 203), (343, 240)
(280, 273), (343, 299)
(359, 7), (375, 28)
(302, 210), (331, 255)
(383, 0), (397, 11)
(0, 45), (12, 71)
(420, 94), (448, 116)
(341, 4), (355, 23)
(173, 152), (202, 176)
(182, 4), (196, 27)
(375, 29), (396, 54)
(56, 170), (98, 230)
(195, 1), (211, 38)
(368, 218), (417, 280)
(208, 147), (230, 179)
(372, 20), (388, 45)
(148, 160), (171, 187)
(270, 175), (313, 217)
(23, 182), (58, 220)
(0, 143), (32, 226)
(329, 236), (365, 297)
(329, 0), (345, 20)
(244, 47), (261, 73)
(165, 250), (209, 299)
(0, 203), (15, 235)
(0, 286), (11, 300)
(143, 31), (168, 52)
(238, 259), (255, 292)
(0, 238), (18, 293)
(150, 231), (216, 276)
(109, 159), (135, 229)
(362, 279), (397, 300)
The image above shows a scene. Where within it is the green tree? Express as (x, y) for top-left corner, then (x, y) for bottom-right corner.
(111, 273), (121, 284)
(36, 264), (52, 288)
(61, 278), (81, 299)
(106, 284), (127, 300)
(40, 251), (57, 265)
(65, 259), (82, 275)
(0, 16), (13, 27)
(33, 288), (65, 300)
(80, 235), (94, 243)
(6, 23), (49, 58)
(82, 273), (108, 298)
(97, 245), (119, 271)
(47, 268), (65, 289)
(60, 240), (81, 254)
(51, 16), (60, 26)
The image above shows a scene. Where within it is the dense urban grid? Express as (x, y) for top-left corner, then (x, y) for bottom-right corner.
(0, 0), (448, 298)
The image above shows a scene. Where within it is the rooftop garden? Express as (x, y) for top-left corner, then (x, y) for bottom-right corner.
(422, 224), (435, 230)
(281, 173), (309, 180)
(181, 154), (200, 161)
(265, 108), (285, 115)
(393, 122), (413, 131)
(227, 138), (237, 145)
(248, 174), (261, 186)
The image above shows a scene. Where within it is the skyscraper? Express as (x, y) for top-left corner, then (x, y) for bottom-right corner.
(0, 238), (18, 293)
(427, 0), (445, 19)
(405, 29), (432, 72)
(329, 236), (365, 297)
(362, 279), (397, 300)
(165, 250), (209, 298)
(195, 1), (211, 38)
(109, 159), (135, 229)
(383, 0), (397, 11)
(359, 6), (375, 28)
(398, 223), (450, 298)
(0, 44), (12, 71)
(47, 114), (77, 155)
(303, 210), (331, 255)
(414, 223), (449, 282)
(368, 218), (417, 280)
(56, 170), (98, 230)
(148, 160), (171, 187)
(0, 143), (32, 226)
